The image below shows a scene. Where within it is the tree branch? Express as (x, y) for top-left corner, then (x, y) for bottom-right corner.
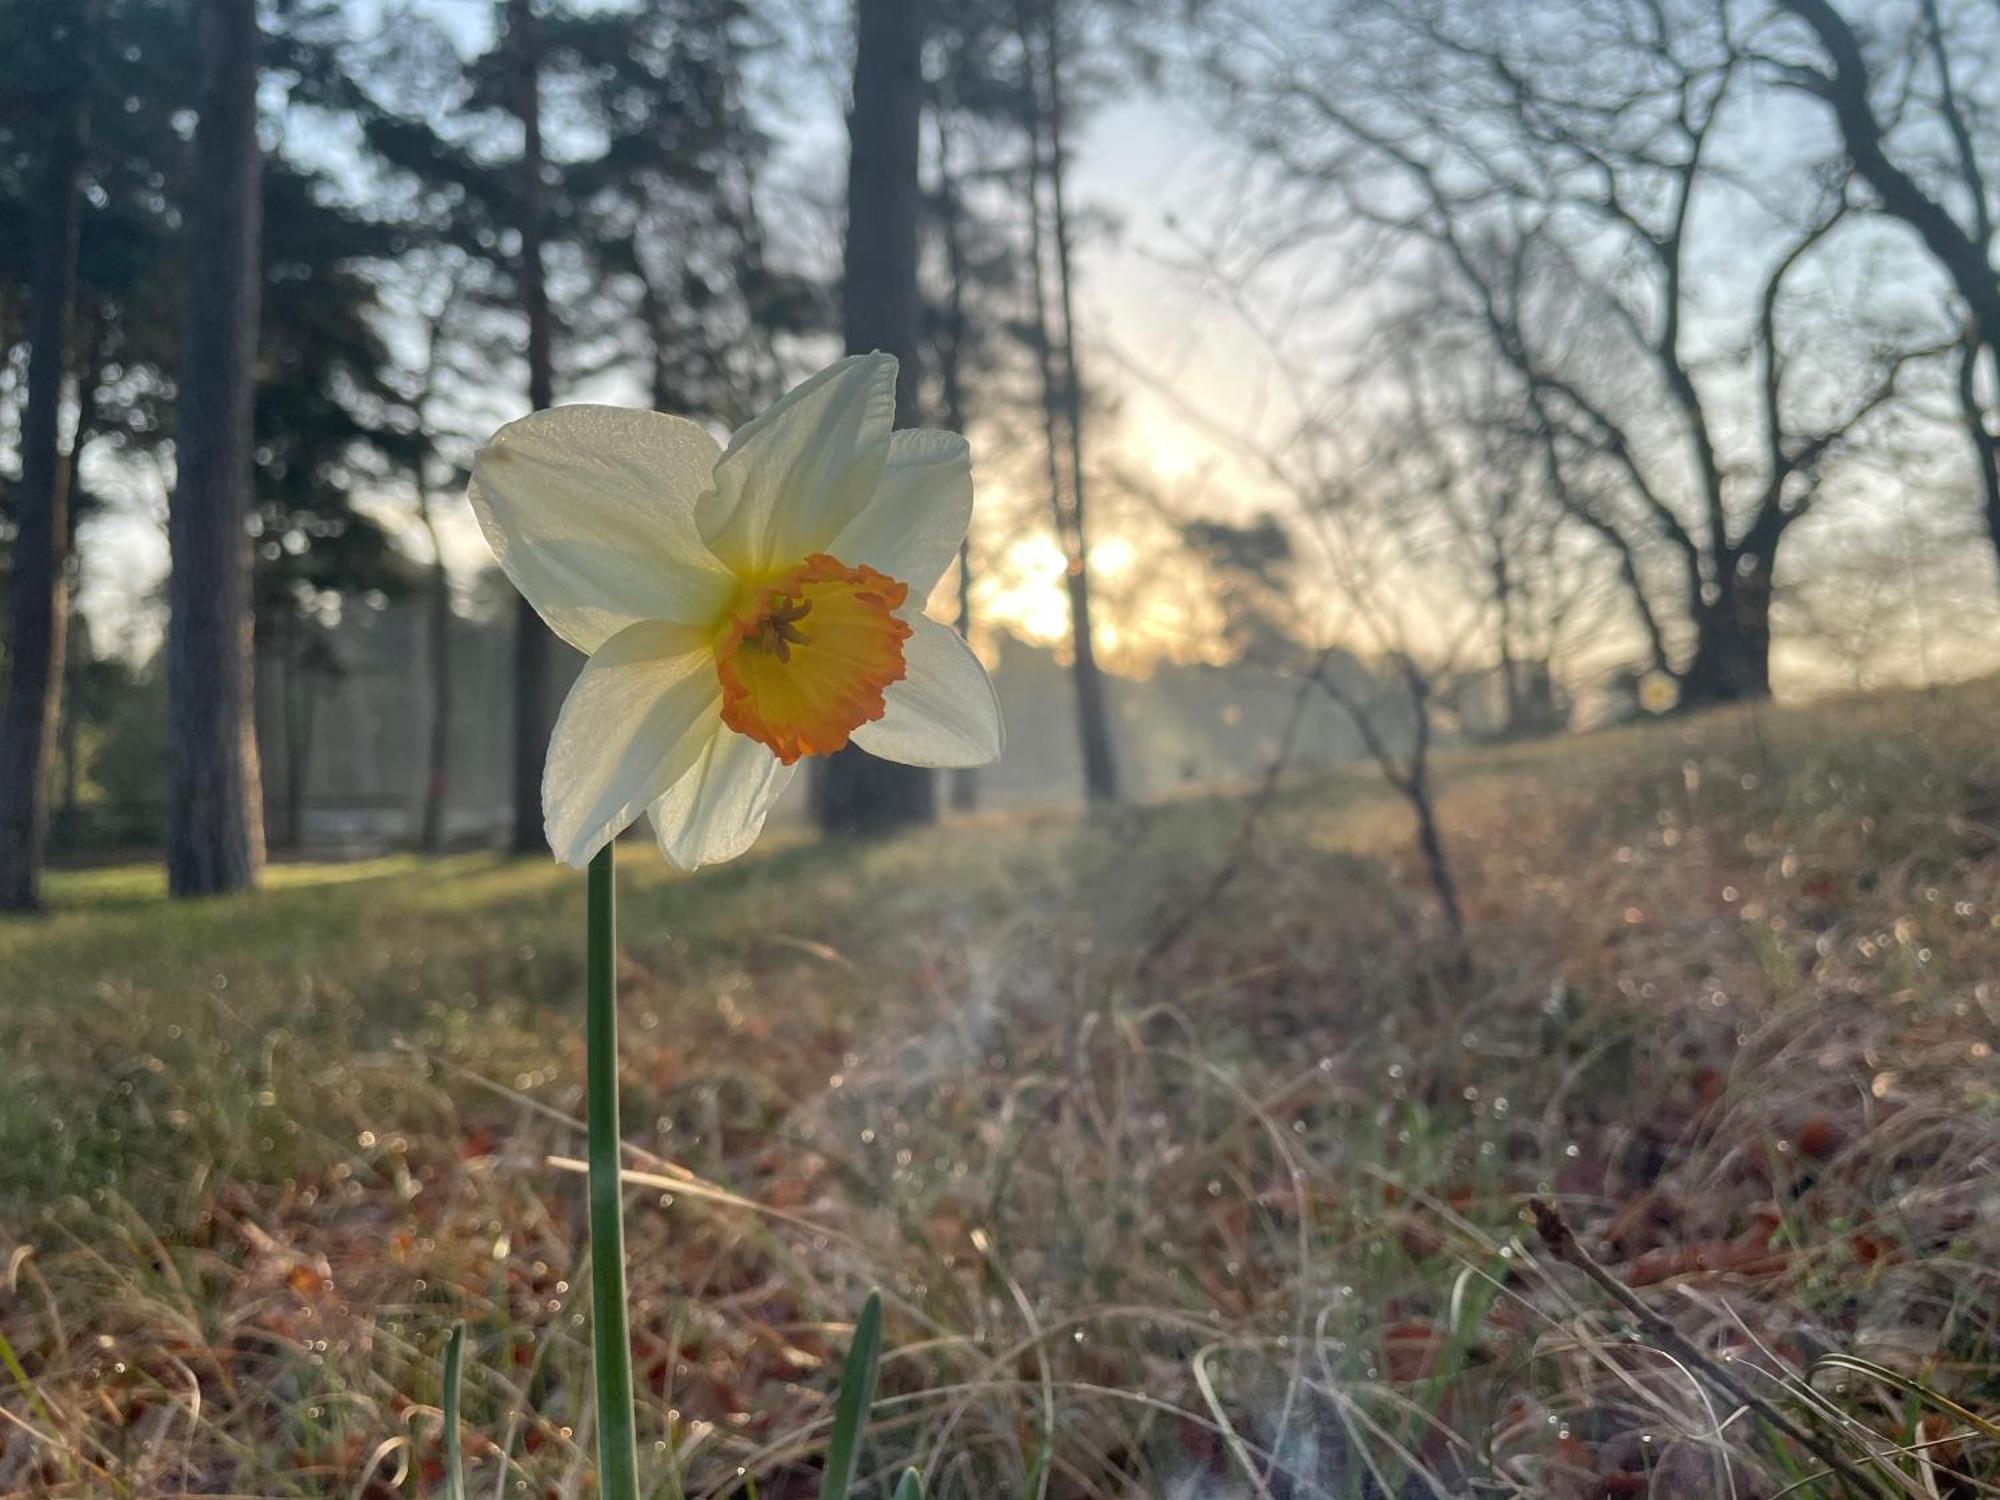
(1778, 0), (2000, 348)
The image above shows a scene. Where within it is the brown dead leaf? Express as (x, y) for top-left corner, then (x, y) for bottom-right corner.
(1623, 1240), (1788, 1288)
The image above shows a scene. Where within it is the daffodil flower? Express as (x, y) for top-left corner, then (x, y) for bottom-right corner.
(469, 353), (1003, 871)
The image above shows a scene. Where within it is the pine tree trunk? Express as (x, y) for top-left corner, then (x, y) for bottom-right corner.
(640, 271), (676, 413)
(0, 85), (85, 911)
(1016, 0), (1117, 809)
(933, 106), (980, 815)
(166, 0), (264, 898)
(817, 0), (937, 835)
(1037, 0), (1118, 806)
(508, 0), (557, 856)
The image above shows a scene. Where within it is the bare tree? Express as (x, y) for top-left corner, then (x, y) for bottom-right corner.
(1202, 0), (1941, 707)
(1127, 318), (1480, 954)
(1300, 461), (1476, 963)
(1319, 659), (1465, 944)
(1292, 356), (1521, 958)
(1386, 321), (1593, 737)
(165, 0), (264, 897)
(1774, 0), (2000, 582)
(817, 0), (939, 834)
(1017, 0), (1119, 803)
(0, 32), (85, 911)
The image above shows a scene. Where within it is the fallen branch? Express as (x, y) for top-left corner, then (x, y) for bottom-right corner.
(1528, 1198), (1896, 1500)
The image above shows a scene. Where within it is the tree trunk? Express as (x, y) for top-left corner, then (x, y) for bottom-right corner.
(419, 509), (453, 854)
(639, 268), (676, 414)
(933, 105), (979, 814)
(1016, 0), (1117, 809)
(0, 83), (85, 911)
(1409, 765), (1465, 946)
(1318, 663), (1468, 970)
(1959, 334), (2000, 587)
(507, 0), (557, 856)
(817, 0), (937, 836)
(1488, 535), (1526, 736)
(166, 0), (264, 898)
(1777, 0), (2000, 587)
(1037, 0), (1118, 806)
(948, 548), (978, 811)
(1677, 560), (1774, 708)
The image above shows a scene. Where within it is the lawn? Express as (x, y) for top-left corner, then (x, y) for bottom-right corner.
(3, 682), (1998, 1498)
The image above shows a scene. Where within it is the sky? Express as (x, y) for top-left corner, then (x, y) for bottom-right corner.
(59, 0), (2000, 697)
(71, 0), (1268, 673)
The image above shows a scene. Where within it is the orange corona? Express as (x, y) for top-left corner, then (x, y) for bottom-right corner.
(714, 553), (913, 764)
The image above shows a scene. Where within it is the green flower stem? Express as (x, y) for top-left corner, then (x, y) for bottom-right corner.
(441, 1323), (467, 1500)
(587, 842), (641, 1499)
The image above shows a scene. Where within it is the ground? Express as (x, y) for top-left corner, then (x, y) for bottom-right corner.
(3, 680), (1998, 1498)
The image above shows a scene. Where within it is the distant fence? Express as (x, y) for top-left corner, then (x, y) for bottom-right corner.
(53, 603), (1412, 859)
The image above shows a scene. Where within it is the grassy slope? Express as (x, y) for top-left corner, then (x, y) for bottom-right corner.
(2, 680), (1998, 1497)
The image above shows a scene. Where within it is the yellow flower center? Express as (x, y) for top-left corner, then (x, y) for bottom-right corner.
(714, 553), (912, 764)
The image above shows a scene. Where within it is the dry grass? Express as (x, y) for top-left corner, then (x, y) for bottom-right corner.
(3, 678), (1998, 1498)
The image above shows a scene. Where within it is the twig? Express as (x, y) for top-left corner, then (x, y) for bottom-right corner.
(1136, 647), (1331, 979)
(1527, 1198), (1896, 1500)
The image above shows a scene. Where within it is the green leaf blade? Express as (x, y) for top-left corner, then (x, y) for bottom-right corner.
(820, 1290), (884, 1500)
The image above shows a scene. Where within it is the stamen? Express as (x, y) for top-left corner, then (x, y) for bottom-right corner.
(715, 554), (911, 763)
(746, 594), (813, 661)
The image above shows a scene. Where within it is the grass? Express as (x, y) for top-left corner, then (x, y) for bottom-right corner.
(3, 678), (1998, 1497)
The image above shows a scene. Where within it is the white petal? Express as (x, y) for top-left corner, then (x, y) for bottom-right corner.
(852, 615), (1003, 768)
(698, 354), (897, 575)
(541, 622), (723, 867)
(828, 429), (972, 603)
(647, 727), (799, 871)
(470, 405), (736, 653)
